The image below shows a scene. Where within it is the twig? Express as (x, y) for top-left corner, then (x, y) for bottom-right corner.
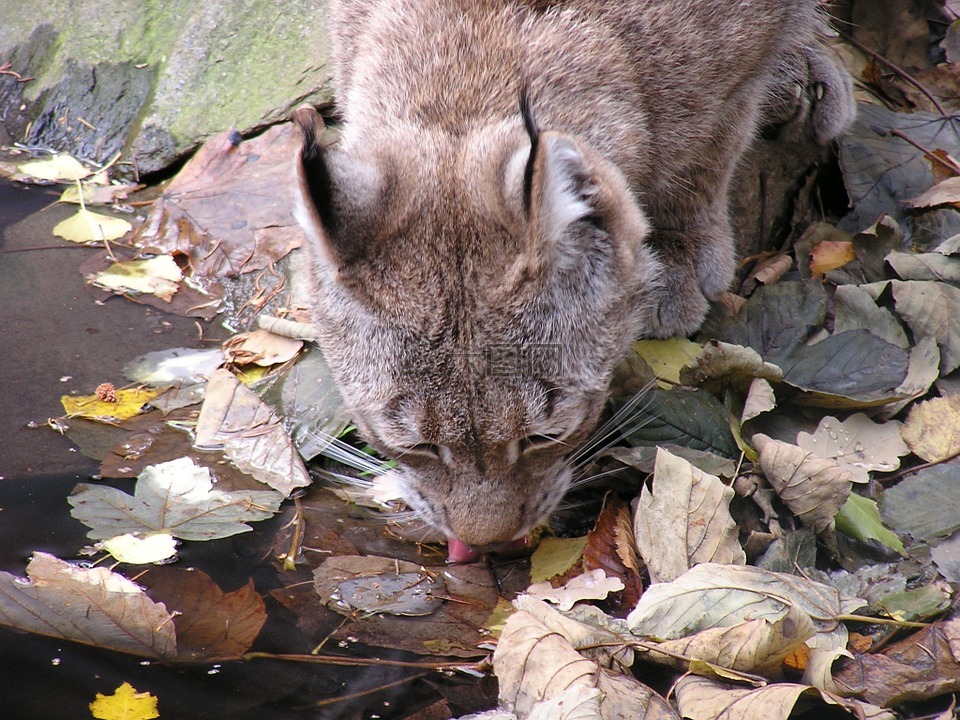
(308, 671), (430, 709)
(889, 128), (960, 176)
(838, 29), (947, 116)
(243, 651), (485, 671)
(881, 448), (960, 483)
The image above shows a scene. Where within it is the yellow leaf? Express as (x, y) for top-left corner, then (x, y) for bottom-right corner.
(61, 387), (161, 422)
(529, 536), (588, 583)
(809, 240), (856, 277)
(89, 682), (159, 720)
(101, 533), (178, 564)
(54, 207), (132, 243)
(901, 395), (960, 462)
(18, 153), (91, 182)
(632, 338), (702, 385)
(91, 256), (183, 302)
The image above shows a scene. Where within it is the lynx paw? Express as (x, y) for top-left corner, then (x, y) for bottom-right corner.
(646, 272), (711, 339)
(763, 45), (855, 144)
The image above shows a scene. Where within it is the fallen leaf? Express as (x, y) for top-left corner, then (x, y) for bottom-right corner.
(835, 494), (906, 556)
(634, 448), (745, 583)
(494, 608), (679, 720)
(123, 347), (225, 385)
(887, 251), (960, 283)
(742, 377), (777, 422)
(53, 207), (133, 243)
(679, 340), (783, 390)
(222, 328), (303, 367)
(632, 338), (703, 385)
(526, 569), (624, 612)
(132, 124), (306, 277)
(61, 387), (161, 423)
(17, 153), (91, 182)
(90, 255), (183, 301)
(529, 536), (588, 584)
(753, 434), (854, 533)
(674, 675), (895, 720)
(69, 456), (284, 541)
(139, 566), (267, 660)
(906, 175), (960, 208)
(796, 414), (908, 482)
(809, 240), (857, 276)
(59, 182), (143, 206)
(89, 682), (159, 720)
(881, 465), (960, 542)
(0, 552), (176, 659)
(100, 532), (178, 564)
(194, 368), (312, 494)
(900, 395), (960, 462)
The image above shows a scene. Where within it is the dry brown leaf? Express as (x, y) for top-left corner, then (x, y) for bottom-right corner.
(906, 175), (960, 209)
(141, 566), (267, 661)
(494, 609), (680, 719)
(634, 448), (745, 583)
(132, 124), (306, 278)
(222, 328), (303, 367)
(194, 368), (311, 494)
(753, 434), (853, 533)
(674, 675), (895, 720)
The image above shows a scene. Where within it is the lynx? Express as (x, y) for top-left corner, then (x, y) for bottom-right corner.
(293, 0), (854, 556)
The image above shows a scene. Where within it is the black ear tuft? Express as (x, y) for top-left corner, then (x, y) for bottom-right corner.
(293, 105), (339, 238)
(520, 87), (540, 215)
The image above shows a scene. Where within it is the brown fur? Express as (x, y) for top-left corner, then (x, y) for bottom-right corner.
(294, 0), (854, 549)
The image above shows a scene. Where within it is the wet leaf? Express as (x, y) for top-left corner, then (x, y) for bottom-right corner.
(61, 387), (161, 423)
(100, 532), (178, 565)
(132, 124), (306, 278)
(69, 456), (283, 541)
(90, 255), (183, 301)
(17, 153), (91, 182)
(674, 675), (895, 720)
(54, 207), (132, 243)
(139, 566), (267, 660)
(796, 414), (909, 482)
(59, 182), (143, 206)
(875, 583), (952, 623)
(753, 434), (855, 533)
(222, 328), (303, 367)
(89, 682), (159, 720)
(901, 395), (960, 461)
(0, 552), (176, 659)
(195, 368), (312, 494)
(123, 347), (224, 386)
(634, 448), (745, 583)
(526, 570), (624, 612)
(314, 556), (445, 617)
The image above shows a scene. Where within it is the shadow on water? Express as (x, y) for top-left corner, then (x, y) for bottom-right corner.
(0, 179), (494, 719)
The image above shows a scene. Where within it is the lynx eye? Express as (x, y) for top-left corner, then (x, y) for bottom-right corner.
(401, 443), (444, 460)
(519, 433), (564, 454)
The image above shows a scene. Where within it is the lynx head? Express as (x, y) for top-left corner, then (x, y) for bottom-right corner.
(292, 102), (661, 554)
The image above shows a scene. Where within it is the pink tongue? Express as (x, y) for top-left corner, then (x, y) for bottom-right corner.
(446, 536), (530, 563)
(446, 538), (482, 564)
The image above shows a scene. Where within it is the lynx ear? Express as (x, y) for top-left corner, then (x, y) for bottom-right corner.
(293, 105), (378, 272)
(513, 95), (600, 279)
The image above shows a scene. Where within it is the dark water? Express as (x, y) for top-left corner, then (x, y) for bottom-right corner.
(0, 180), (490, 719)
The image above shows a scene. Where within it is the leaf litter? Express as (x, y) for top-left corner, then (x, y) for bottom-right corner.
(11, 4), (960, 717)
